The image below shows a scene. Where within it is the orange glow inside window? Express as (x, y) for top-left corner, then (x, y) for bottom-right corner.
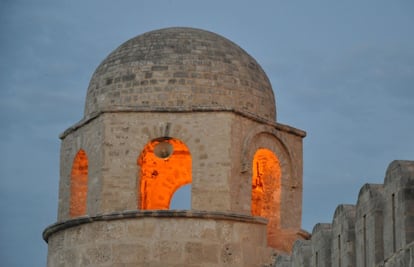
(138, 138), (192, 210)
(70, 149), (88, 217)
(251, 148), (281, 217)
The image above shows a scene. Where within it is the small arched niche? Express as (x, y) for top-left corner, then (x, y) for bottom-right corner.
(251, 148), (281, 218)
(70, 149), (88, 217)
(137, 138), (192, 210)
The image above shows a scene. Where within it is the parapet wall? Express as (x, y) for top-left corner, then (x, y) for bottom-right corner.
(44, 210), (275, 266)
(274, 160), (414, 267)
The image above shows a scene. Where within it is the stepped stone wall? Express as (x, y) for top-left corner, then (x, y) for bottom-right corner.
(273, 160), (414, 267)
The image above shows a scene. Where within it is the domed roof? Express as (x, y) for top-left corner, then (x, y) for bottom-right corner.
(84, 27), (276, 121)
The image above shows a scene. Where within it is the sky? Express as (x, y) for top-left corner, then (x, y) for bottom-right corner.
(1, 1), (413, 266)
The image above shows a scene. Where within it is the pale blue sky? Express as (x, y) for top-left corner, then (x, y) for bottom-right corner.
(1, 1), (414, 266)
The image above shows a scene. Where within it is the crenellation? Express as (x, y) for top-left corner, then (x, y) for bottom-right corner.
(383, 160), (414, 260)
(356, 183), (384, 266)
(332, 204), (356, 267)
(273, 161), (414, 267)
(311, 223), (333, 267)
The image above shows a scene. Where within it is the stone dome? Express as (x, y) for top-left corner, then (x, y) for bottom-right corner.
(84, 27), (276, 121)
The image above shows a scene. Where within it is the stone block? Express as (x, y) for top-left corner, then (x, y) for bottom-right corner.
(184, 242), (219, 264)
(384, 241), (414, 267)
(331, 204), (356, 267)
(220, 243), (242, 266)
(355, 183), (385, 266)
(311, 223), (332, 267)
(291, 239), (311, 267)
(153, 240), (183, 263)
(273, 254), (291, 267)
(383, 160), (414, 259)
(84, 244), (112, 265)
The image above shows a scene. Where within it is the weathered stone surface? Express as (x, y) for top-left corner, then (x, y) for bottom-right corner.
(45, 213), (271, 266)
(331, 204), (356, 267)
(356, 183), (384, 267)
(311, 223), (332, 267)
(84, 27), (276, 122)
(272, 161), (414, 267)
(383, 241), (414, 267)
(291, 239), (311, 267)
(273, 254), (291, 267)
(383, 160), (414, 260)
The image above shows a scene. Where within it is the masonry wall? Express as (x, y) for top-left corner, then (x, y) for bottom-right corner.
(58, 111), (304, 215)
(57, 112), (235, 220)
(46, 211), (274, 267)
(274, 160), (414, 267)
(99, 112), (234, 214)
(230, 114), (306, 252)
(55, 110), (306, 252)
(58, 116), (104, 220)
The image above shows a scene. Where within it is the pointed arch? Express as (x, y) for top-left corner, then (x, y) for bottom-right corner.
(137, 138), (192, 210)
(251, 148), (281, 218)
(70, 149), (88, 217)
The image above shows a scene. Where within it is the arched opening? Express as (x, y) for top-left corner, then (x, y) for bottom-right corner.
(70, 149), (88, 217)
(251, 148), (281, 217)
(170, 184), (191, 210)
(138, 138), (192, 210)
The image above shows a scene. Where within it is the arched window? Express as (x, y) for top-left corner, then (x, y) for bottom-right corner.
(137, 138), (192, 210)
(251, 148), (281, 217)
(70, 149), (88, 217)
(170, 184), (191, 210)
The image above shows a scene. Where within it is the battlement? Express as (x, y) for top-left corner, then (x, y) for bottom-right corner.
(274, 160), (414, 267)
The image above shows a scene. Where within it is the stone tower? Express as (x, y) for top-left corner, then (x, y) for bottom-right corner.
(43, 27), (308, 266)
